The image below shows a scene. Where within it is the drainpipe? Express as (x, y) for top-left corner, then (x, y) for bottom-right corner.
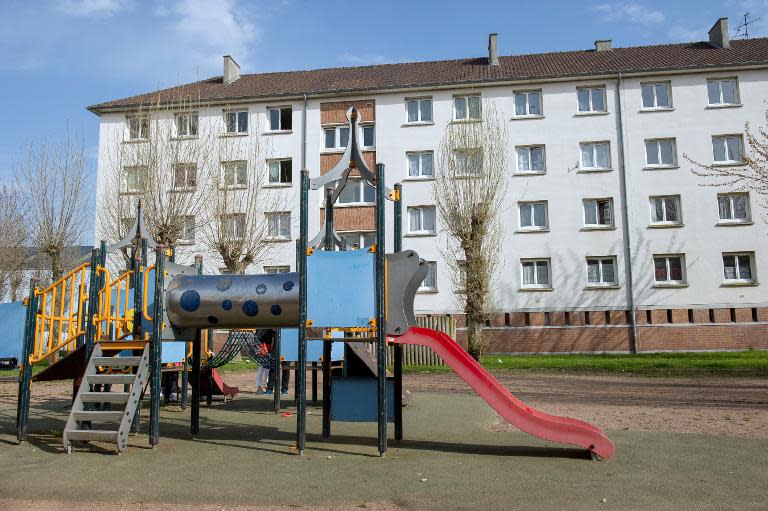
(615, 73), (639, 353)
(302, 93), (308, 172)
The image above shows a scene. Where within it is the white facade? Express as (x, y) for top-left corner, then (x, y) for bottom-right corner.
(93, 62), (768, 316)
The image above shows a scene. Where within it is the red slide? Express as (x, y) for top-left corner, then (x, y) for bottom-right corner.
(200, 368), (240, 399)
(391, 327), (615, 460)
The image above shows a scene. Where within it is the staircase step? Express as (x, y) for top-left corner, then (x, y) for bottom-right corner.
(72, 410), (125, 422)
(80, 392), (130, 404)
(86, 374), (136, 385)
(65, 429), (118, 442)
(92, 356), (142, 367)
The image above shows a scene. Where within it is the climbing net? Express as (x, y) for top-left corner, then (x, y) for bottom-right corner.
(204, 329), (273, 369)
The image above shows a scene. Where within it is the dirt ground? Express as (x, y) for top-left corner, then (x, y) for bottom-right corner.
(2, 370), (767, 511)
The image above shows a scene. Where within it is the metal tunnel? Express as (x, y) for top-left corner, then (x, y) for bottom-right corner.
(165, 273), (299, 329)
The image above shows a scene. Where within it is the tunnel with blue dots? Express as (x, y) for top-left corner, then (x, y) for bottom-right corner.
(176, 276), (295, 326)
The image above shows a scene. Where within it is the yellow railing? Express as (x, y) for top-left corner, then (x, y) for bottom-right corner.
(93, 267), (134, 341)
(142, 264), (155, 321)
(31, 263), (90, 364)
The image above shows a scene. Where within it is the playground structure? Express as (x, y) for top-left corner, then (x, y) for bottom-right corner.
(14, 107), (615, 460)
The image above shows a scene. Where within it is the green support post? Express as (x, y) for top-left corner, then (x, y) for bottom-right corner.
(84, 248), (99, 357)
(375, 163), (388, 456)
(131, 238), (147, 433)
(150, 245), (165, 447)
(273, 328), (281, 413)
(16, 277), (38, 443)
(393, 182), (404, 441)
(183, 256), (202, 411)
(322, 187), (333, 438)
(296, 170), (309, 455)
(191, 328), (201, 435)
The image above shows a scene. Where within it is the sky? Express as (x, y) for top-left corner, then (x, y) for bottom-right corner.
(0, 0), (766, 189)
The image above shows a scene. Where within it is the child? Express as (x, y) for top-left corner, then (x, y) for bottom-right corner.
(255, 330), (273, 394)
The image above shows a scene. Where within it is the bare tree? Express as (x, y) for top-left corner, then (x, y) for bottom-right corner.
(100, 91), (214, 257)
(0, 184), (28, 301)
(15, 134), (88, 283)
(198, 122), (283, 274)
(685, 107), (768, 220)
(433, 103), (508, 361)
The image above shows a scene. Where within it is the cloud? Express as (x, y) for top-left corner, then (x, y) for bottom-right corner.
(667, 24), (709, 43)
(593, 2), (665, 25)
(338, 54), (393, 66)
(153, 0), (259, 75)
(56, 0), (130, 17)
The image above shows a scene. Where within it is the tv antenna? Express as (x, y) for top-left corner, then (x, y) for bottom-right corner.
(734, 11), (762, 39)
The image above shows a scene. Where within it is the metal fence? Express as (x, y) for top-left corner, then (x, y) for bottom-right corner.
(383, 315), (455, 367)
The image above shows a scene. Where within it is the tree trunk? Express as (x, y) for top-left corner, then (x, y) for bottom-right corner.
(466, 317), (484, 361)
(50, 250), (63, 284)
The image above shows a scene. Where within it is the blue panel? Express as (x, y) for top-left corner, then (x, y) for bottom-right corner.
(0, 301), (26, 361)
(307, 250), (375, 328)
(278, 328), (343, 362)
(162, 341), (185, 363)
(331, 377), (395, 422)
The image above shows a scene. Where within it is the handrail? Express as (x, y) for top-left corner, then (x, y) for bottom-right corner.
(93, 267), (134, 341)
(31, 264), (90, 364)
(34, 263), (89, 297)
(142, 264), (156, 321)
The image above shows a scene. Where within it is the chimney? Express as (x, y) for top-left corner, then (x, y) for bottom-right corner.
(594, 39), (612, 52)
(223, 55), (240, 85)
(708, 18), (730, 49)
(488, 33), (499, 66)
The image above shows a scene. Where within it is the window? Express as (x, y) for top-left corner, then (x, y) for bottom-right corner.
(521, 259), (551, 289)
(266, 212), (291, 240)
(173, 163), (197, 190)
(224, 110), (248, 133)
(123, 166), (144, 193)
(454, 148), (482, 176)
(586, 257), (617, 286)
(127, 115), (149, 140)
(406, 98), (433, 123)
(340, 232), (375, 250)
(338, 179), (375, 205)
(267, 106), (292, 131)
(653, 254), (685, 284)
(268, 159), (292, 184)
(712, 135), (744, 164)
(717, 193), (750, 223)
(264, 265), (290, 274)
(650, 196), (682, 225)
(175, 112), (198, 137)
(361, 125), (375, 148)
(454, 94), (481, 121)
(645, 139), (677, 167)
(707, 78), (739, 106)
(221, 213), (246, 240)
(456, 260), (467, 290)
(722, 253), (755, 284)
(577, 86), (606, 113)
(516, 145), (545, 173)
(406, 151), (434, 178)
(580, 142), (611, 170)
(419, 261), (437, 291)
(324, 126), (350, 150)
(518, 202), (548, 231)
(408, 206), (436, 234)
(513, 90), (543, 117)
(583, 198), (613, 227)
(222, 161), (247, 187)
(178, 216), (195, 243)
(641, 82), (672, 109)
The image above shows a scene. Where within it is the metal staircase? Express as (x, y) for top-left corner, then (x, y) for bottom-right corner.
(63, 342), (150, 453)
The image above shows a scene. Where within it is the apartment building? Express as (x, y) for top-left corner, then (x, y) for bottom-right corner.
(89, 18), (768, 352)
